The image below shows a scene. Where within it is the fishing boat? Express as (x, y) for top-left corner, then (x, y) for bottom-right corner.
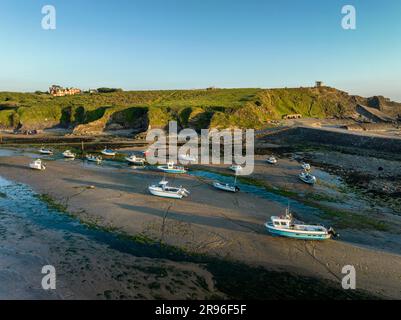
(157, 162), (186, 174)
(299, 171), (317, 185)
(29, 159), (46, 171)
(101, 148), (116, 156)
(301, 162), (311, 171)
(148, 179), (190, 199)
(125, 154), (145, 165)
(266, 156), (278, 164)
(86, 154), (102, 164)
(229, 165), (243, 173)
(62, 150), (76, 159)
(265, 208), (336, 240)
(178, 153), (197, 163)
(39, 147), (53, 155)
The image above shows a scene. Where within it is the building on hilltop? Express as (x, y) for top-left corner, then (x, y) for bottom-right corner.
(49, 85), (81, 97)
(282, 114), (302, 120)
(315, 81), (323, 88)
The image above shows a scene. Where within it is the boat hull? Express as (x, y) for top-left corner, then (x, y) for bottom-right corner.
(63, 153), (76, 159)
(299, 177), (316, 185)
(213, 183), (239, 193)
(157, 166), (186, 174)
(86, 157), (102, 163)
(265, 223), (331, 240)
(125, 157), (145, 165)
(29, 164), (46, 171)
(148, 188), (184, 199)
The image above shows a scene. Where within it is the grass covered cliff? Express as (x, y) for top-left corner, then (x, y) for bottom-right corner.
(0, 86), (384, 133)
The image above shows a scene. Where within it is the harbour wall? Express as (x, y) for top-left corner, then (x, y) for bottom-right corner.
(264, 126), (401, 154)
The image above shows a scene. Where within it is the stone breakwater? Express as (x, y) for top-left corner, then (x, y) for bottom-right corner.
(264, 126), (401, 154)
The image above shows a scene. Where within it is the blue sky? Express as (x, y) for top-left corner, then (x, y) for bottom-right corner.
(0, 0), (400, 100)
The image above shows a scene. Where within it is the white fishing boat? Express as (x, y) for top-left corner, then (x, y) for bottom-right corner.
(299, 171), (317, 185)
(125, 154), (145, 165)
(29, 159), (46, 171)
(86, 154), (102, 164)
(213, 173), (240, 193)
(301, 162), (311, 171)
(265, 208), (336, 240)
(148, 179), (190, 199)
(157, 162), (187, 174)
(178, 153), (197, 163)
(213, 181), (240, 193)
(229, 165), (243, 173)
(62, 150), (76, 159)
(266, 156), (278, 164)
(101, 148), (116, 156)
(39, 147), (53, 155)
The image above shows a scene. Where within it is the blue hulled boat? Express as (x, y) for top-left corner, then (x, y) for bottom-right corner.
(101, 148), (116, 156)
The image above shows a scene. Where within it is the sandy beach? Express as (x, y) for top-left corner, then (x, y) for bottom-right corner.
(0, 151), (400, 299)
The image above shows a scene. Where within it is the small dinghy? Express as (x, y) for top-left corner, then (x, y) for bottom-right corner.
(63, 150), (76, 159)
(101, 148), (116, 156)
(148, 179), (190, 199)
(86, 154), (102, 164)
(266, 156), (278, 164)
(125, 154), (145, 165)
(213, 181), (240, 193)
(39, 147), (53, 155)
(157, 162), (186, 174)
(299, 171), (317, 185)
(301, 162), (311, 171)
(265, 208), (337, 240)
(229, 165), (243, 174)
(29, 159), (46, 171)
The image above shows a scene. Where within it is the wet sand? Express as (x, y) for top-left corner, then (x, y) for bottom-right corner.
(200, 156), (401, 255)
(0, 155), (401, 299)
(0, 175), (223, 300)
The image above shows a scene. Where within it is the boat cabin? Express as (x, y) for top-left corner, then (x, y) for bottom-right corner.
(271, 216), (292, 229)
(159, 180), (169, 188)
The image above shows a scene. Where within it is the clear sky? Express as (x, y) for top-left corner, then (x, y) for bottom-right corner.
(0, 0), (400, 100)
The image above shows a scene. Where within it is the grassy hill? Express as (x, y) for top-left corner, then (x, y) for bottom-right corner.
(0, 86), (372, 133)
